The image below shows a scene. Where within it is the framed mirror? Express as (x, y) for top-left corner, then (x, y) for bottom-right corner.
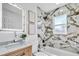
(1, 3), (24, 31)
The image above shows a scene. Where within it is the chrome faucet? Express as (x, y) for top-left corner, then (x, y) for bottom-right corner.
(13, 31), (17, 43)
(14, 31), (17, 38)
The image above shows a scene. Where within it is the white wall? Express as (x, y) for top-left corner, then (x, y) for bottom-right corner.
(0, 31), (15, 42)
(20, 4), (38, 53)
(0, 4), (2, 29)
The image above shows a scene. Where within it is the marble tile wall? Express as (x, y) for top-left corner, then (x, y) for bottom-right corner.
(37, 4), (79, 52)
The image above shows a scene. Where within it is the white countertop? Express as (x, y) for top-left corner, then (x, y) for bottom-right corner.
(0, 42), (32, 55)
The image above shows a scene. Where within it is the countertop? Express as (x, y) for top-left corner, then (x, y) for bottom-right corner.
(0, 41), (32, 55)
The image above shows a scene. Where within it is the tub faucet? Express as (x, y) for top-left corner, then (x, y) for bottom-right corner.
(13, 40), (16, 43)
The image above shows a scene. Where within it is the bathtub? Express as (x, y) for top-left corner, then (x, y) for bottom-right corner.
(40, 46), (79, 56)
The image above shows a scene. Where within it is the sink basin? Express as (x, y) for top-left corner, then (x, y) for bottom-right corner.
(0, 46), (7, 52)
(0, 41), (27, 52)
(4, 41), (27, 48)
(4, 43), (21, 49)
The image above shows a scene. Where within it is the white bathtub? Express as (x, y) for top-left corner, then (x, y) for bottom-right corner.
(40, 46), (79, 56)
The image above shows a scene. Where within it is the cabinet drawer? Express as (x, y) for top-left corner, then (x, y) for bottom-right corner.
(2, 45), (32, 56)
(6, 50), (24, 56)
(10, 50), (24, 56)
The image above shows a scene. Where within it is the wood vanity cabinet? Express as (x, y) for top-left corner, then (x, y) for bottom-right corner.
(2, 45), (32, 56)
(24, 46), (32, 56)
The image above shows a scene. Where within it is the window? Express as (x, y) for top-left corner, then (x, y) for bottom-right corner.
(53, 15), (67, 34)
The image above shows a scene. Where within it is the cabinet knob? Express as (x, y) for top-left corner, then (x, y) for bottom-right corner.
(20, 53), (25, 56)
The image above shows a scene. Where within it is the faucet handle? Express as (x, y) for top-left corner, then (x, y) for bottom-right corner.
(13, 40), (16, 43)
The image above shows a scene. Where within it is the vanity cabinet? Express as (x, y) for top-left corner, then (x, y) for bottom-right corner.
(2, 45), (32, 56)
(24, 46), (32, 56)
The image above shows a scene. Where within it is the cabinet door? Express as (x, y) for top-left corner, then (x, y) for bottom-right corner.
(24, 46), (32, 56)
(28, 46), (32, 56)
(24, 48), (29, 56)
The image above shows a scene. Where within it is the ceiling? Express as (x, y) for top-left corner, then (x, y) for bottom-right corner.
(37, 3), (66, 12)
(16, 3), (66, 12)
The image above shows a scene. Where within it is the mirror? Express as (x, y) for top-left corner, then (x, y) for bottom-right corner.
(2, 3), (23, 31)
